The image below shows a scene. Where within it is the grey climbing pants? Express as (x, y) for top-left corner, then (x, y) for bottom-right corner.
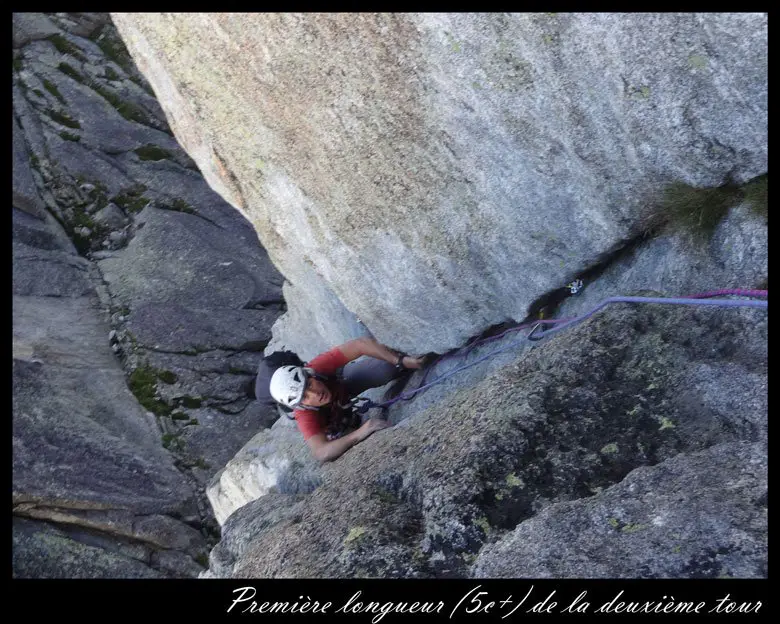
(341, 356), (401, 397)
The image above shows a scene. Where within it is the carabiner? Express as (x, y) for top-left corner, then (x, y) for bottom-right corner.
(527, 322), (546, 342)
(351, 397), (373, 414)
(567, 279), (583, 295)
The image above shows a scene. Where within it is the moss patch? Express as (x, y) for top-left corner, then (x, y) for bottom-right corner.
(161, 198), (197, 215)
(157, 370), (178, 384)
(127, 364), (174, 417)
(58, 62), (86, 84)
(76, 178), (110, 211)
(59, 131), (80, 142)
(66, 206), (107, 255)
(372, 487), (399, 504)
(47, 34), (87, 62)
(658, 416), (676, 431)
(474, 516), (491, 535)
(600, 442), (619, 455)
(161, 432), (184, 451)
(505, 472), (523, 487)
(343, 526), (367, 546)
(43, 79), (67, 105)
(112, 185), (149, 214)
(104, 66), (120, 81)
(134, 144), (172, 161)
(689, 54), (708, 69)
(743, 174), (767, 217)
(57, 59), (153, 127)
(178, 396), (203, 409)
(46, 108), (81, 129)
(90, 81), (152, 125)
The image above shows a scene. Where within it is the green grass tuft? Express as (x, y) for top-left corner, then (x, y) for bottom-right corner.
(179, 396), (203, 409)
(157, 370), (178, 384)
(66, 206), (108, 255)
(43, 79), (67, 105)
(168, 198), (196, 215)
(648, 181), (742, 240)
(59, 131), (80, 142)
(58, 62), (86, 84)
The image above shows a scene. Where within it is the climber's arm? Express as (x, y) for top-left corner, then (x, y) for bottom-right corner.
(336, 336), (425, 369)
(306, 418), (390, 463)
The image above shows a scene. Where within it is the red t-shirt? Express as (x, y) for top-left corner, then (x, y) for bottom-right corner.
(294, 347), (351, 440)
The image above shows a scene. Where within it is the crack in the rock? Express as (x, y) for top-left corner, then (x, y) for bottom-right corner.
(14, 253), (89, 270)
(14, 504), (207, 573)
(155, 204), (223, 229)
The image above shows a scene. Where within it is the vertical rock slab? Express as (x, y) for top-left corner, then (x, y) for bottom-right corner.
(112, 13), (767, 353)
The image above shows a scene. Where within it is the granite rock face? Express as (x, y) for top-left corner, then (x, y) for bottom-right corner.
(12, 216), (208, 577)
(13, 12), (767, 580)
(112, 12), (767, 354)
(12, 12), (286, 577)
(206, 415), (322, 526)
(204, 296), (766, 578)
(472, 441), (767, 578)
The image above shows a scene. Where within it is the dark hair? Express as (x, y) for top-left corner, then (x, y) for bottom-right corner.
(255, 351), (304, 416)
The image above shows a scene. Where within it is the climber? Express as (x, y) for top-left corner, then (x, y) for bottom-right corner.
(265, 337), (425, 463)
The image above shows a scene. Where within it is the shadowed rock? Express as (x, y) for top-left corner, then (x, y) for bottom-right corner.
(473, 441), (767, 578)
(12, 12), (287, 577)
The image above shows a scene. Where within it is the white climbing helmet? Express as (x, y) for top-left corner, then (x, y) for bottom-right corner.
(269, 365), (309, 408)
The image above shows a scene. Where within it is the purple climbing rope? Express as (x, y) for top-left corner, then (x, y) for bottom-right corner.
(689, 289), (768, 299)
(357, 289), (768, 414)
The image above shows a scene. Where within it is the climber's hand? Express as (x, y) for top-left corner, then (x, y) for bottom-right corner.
(401, 355), (426, 369)
(359, 417), (391, 441)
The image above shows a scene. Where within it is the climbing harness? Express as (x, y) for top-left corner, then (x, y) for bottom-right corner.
(355, 288), (768, 415)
